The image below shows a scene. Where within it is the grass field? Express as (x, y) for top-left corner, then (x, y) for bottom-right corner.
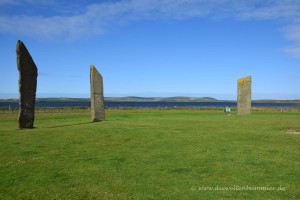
(0, 109), (299, 199)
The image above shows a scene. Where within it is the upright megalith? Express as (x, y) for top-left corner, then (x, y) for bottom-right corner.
(16, 40), (38, 128)
(237, 75), (252, 115)
(90, 65), (105, 122)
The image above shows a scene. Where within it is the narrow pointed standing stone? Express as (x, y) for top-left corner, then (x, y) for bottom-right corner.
(237, 75), (252, 115)
(16, 40), (38, 128)
(90, 65), (105, 122)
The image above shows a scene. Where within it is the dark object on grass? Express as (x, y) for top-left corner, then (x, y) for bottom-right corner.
(16, 40), (38, 128)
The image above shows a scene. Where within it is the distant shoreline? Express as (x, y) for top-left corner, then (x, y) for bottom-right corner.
(0, 97), (299, 104)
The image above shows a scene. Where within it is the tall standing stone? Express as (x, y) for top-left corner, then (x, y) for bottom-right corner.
(237, 75), (252, 115)
(90, 65), (105, 122)
(16, 40), (38, 128)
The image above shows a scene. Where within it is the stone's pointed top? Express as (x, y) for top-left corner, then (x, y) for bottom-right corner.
(16, 40), (23, 51)
(16, 40), (29, 54)
(16, 40), (37, 72)
(90, 65), (101, 76)
(16, 40), (24, 47)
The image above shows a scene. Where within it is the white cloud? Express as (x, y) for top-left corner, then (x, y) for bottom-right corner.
(282, 20), (300, 58)
(285, 21), (300, 41)
(231, 0), (300, 58)
(0, 0), (56, 6)
(0, 0), (299, 56)
(283, 47), (300, 58)
(235, 0), (300, 20)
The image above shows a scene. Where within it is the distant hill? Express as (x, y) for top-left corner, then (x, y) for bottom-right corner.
(37, 98), (90, 102)
(156, 96), (219, 102)
(105, 96), (159, 102)
(105, 96), (221, 102)
(0, 96), (219, 102)
(0, 97), (299, 104)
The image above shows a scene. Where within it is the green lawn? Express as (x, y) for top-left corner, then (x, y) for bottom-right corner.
(0, 109), (299, 199)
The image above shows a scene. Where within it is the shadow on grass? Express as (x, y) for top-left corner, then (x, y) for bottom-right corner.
(43, 121), (95, 129)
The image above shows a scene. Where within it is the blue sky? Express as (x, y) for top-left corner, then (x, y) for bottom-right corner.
(0, 0), (299, 100)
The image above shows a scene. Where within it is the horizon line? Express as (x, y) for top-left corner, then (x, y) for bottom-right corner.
(0, 96), (299, 101)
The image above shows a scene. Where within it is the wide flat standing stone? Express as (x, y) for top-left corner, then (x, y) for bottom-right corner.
(237, 75), (251, 115)
(90, 65), (105, 122)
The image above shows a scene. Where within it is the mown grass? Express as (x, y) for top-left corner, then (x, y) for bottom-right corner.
(0, 109), (299, 199)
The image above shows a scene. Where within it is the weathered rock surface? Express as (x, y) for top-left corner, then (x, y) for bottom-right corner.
(237, 75), (252, 115)
(90, 65), (105, 122)
(16, 40), (38, 128)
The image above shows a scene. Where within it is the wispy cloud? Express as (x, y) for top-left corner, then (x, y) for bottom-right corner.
(282, 19), (300, 58)
(235, 0), (300, 20)
(0, 0), (56, 6)
(232, 0), (300, 58)
(0, 0), (299, 57)
(283, 47), (300, 58)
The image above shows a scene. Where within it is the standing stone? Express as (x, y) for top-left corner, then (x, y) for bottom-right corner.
(237, 75), (252, 115)
(90, 65), (105, 122)
(16, 40), (38, 128)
